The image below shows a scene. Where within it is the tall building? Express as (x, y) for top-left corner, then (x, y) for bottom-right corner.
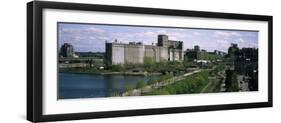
(227, 43), (258, 91)
(214, 50), (227, 56)
(105, 34), (183, 65)
(194, 45), (200, 52)
(228, 43), (239, 57)
(59, 43), (75, 57)
(234, 48), (258, 75)
(184, 45), (202, 61)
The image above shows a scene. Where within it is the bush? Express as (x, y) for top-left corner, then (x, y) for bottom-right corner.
(147, 79), (157, 85)
(145, 89), (170, 95)
(225, 70), (239, 92)
(136, 80), (146, 89)
(124, 82), (135, 91)
(109, 64), (124, 72)
(144, 57), (154, 65)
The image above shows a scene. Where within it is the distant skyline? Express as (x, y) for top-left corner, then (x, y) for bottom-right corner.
(58, 23), (258, 53)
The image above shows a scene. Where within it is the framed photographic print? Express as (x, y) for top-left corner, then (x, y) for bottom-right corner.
(27, 1), (273, 122)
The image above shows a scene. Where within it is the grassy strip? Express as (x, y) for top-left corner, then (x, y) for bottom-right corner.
(60, 67), (103, 75)
(143, 71), (209, 95)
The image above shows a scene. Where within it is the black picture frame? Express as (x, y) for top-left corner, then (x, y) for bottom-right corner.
(27, 1), (273, 122)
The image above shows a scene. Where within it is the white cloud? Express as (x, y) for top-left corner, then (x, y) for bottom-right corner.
(169, 36), (178, 40)
(157, 30), (168, 34)
(134, 31), (157, 38)
(217, 40), (228, 44)
(193, 32), (201, 36)
(214, 31), (241, 39)
(61, 27), (105, 35)
(237, 38), (245, 43)
(85, 27), (105, 34)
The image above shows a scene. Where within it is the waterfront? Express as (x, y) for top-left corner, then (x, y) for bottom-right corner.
(58, 73), (160, 99)
(57, 23), (259, 99)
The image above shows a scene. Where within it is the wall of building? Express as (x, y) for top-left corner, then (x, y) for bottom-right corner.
(107, 42), (184, 65)
(124, 45), (145, 64)
(111, 43), (125, 64)
(144, 45), (161, 62)
(160, 47), (169, 61)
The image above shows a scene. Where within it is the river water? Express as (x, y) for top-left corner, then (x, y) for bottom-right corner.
(59, 73), (159, 99)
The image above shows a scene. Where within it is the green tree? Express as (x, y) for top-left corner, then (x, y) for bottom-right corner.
(144, 57), (154, 65)
(136, 80), (146, 89)
(125, 82), (134, 91)
(109, 64), (124, 72)
(147, 79), (157, 85)
(146, 89), (170, 95)
(225, 69), (239, 92)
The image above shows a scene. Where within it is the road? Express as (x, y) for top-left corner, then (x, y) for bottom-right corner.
(200, 69), (226, 93)
(237, 75), (250, 91)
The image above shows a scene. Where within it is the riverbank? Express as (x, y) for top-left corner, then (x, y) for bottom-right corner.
(101, 71), (162, 76)
(60, 67), (162, 76)
(120, 69), (210, 96)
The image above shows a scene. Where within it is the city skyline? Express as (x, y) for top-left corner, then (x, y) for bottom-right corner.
(58, 23), (258, 52)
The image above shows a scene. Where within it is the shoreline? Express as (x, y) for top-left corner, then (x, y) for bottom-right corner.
(59, 71), (162, 76)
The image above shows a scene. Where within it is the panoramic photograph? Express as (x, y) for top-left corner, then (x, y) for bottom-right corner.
(58, 22), (259, 99)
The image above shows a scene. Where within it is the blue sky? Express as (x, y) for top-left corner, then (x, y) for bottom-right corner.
(58, 23), (258, 52)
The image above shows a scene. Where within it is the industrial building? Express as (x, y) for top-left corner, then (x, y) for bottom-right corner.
(105, 34), (184, 65)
